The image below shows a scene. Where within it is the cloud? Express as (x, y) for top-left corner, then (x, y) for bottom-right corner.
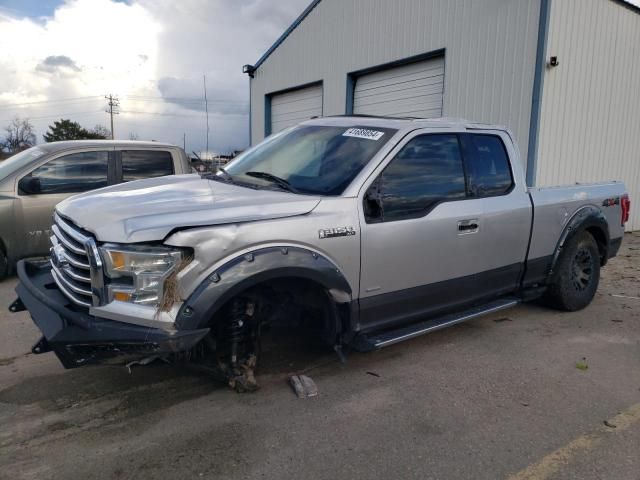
(0, 0), (310, 153)
(35, 55), (81, 73)
(157, 76), (249, 115)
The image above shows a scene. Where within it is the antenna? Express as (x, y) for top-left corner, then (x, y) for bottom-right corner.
(203, 75), (209, 155)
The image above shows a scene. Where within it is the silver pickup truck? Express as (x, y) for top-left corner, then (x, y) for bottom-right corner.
(11, 117), (631, 390)
(0, 140), (192, 279)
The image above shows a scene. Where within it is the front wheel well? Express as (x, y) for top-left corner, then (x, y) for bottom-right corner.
(211, 276), (346, 351)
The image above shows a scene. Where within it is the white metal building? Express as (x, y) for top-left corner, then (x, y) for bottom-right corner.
(245, 0), (640, 230)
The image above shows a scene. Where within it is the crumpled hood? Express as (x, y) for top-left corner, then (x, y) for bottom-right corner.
(57, 174), (321, 243)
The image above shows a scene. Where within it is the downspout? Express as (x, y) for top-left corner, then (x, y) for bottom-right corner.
(526, 0), (552, 187)
(248, 76), (252, 146)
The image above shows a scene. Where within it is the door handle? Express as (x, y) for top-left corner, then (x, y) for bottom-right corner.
(458, 223), (478, 231)
(457, 220), (479, 233)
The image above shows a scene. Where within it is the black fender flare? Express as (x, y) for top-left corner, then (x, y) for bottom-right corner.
(175, 246), (353, 331)
(548, 205), (610, 278)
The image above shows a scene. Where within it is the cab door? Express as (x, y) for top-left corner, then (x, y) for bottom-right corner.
(15, 148), (114, 258)
(357, 130), (529, 332)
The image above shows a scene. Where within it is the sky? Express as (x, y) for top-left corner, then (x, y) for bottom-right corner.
(2, 0), (639, 155)
(0, 0), (310, 155)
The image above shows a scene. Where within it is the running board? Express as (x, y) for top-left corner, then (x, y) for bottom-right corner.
(356, 297), (520, 350)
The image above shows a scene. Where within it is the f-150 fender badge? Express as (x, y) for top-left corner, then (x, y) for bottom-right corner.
(319, 226), (357, 239)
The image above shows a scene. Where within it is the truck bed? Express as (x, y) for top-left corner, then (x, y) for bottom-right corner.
(527, 181), (627, 264)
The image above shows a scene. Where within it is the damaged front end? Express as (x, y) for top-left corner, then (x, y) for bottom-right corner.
(13, 260), (209, 369)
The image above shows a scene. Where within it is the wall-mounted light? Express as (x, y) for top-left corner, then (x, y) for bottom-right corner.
(548, 56), (559, 68)
(242, 64), (256, 78)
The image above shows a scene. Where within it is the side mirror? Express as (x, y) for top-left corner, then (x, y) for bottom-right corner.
(364, 178), (383, 221)
(18, 176), (41, 195)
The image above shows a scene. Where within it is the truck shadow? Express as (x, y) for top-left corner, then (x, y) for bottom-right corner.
(0, 362), (221, 416)
(0, 314), (494, 425)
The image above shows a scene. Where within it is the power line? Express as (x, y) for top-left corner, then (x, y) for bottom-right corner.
(0, 95), (103, 110)
(0, 110), (105, 121)
(119, 110), (207, 118)
(124, 95), (247, 105)
(0, 95), (247, 112)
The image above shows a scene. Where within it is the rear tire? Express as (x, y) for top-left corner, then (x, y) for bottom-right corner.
(544, 231), (600, 311)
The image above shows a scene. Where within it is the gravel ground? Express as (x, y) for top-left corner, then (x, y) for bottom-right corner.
(0, 233), (639, 480)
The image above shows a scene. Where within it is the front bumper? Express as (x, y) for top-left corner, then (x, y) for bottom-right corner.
(13, 260), (209, 369)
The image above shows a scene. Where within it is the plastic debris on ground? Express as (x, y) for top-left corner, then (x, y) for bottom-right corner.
(289, 374), (318, 398)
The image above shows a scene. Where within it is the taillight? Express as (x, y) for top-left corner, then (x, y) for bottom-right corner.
(621, 194), (630, 226)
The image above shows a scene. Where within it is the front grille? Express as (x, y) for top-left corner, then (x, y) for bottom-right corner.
(50, 213), (103, 308)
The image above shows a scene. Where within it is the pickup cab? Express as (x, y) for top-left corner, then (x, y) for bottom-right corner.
(11, 117), (631, 389)
(0, 140), (192, 279)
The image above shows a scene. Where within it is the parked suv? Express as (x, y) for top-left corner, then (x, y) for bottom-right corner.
(11, 117), (630, 391)
(0, 141), (191, 279)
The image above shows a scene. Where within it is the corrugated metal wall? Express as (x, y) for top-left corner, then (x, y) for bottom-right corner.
(536, 0), (640, 231)
(250, 0), (541, 172)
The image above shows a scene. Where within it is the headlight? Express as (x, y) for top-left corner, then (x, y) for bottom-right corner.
(99, 244), (184, 306)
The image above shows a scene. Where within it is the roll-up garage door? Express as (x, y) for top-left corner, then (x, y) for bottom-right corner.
(353, 57), (444, 118)
(270, 84), (323, 134)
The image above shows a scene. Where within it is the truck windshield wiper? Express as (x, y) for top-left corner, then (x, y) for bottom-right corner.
(245, 171), (300, 193)
(205, 166), (238, 185)
(218, 167), (233, 181)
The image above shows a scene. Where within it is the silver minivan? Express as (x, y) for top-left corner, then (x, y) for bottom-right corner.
(0, 140), (192, 279)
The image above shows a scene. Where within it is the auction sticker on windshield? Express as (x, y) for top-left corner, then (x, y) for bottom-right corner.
(342, 128), (385, 141)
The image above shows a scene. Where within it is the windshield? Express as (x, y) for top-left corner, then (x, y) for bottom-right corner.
(0, 146), (45, 179)
(224, 125), (397, 195)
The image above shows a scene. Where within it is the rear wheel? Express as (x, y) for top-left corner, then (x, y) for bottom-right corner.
(544, 231), (600, 311)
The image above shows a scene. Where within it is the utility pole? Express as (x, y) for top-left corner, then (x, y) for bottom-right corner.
(203, 75), (209, 155)
(183, 132), (186, 150)
(105, 94), (119, 140)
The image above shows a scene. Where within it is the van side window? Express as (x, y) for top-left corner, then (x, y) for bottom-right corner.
(24, 151), (109, 194)
(121, 150), (174, 182)
(372, 134), (466, 222)
(464, 134), (513, 197)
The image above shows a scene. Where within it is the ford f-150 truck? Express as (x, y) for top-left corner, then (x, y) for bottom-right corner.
(10, 117), (631, 390)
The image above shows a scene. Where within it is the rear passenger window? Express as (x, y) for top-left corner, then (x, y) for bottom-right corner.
(465, 135), (513, 197)
(377, 134), (466, 222)
(121, 150), (174, 182)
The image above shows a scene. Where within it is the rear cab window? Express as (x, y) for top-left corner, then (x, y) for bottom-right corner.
(462, 134), (514, 197)
(120, 150), (174, 182)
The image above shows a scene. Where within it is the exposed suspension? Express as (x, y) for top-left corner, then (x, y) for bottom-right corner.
(222, 297), (259, 392)
(227, 297), (254, 367)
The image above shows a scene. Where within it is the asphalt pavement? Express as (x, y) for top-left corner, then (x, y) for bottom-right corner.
(1, 234), (639, 480)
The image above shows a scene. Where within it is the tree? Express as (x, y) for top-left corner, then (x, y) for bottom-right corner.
(43, 119), (111, 142)
(90, 124), (111, 139)
(3, 117), (36, 152)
